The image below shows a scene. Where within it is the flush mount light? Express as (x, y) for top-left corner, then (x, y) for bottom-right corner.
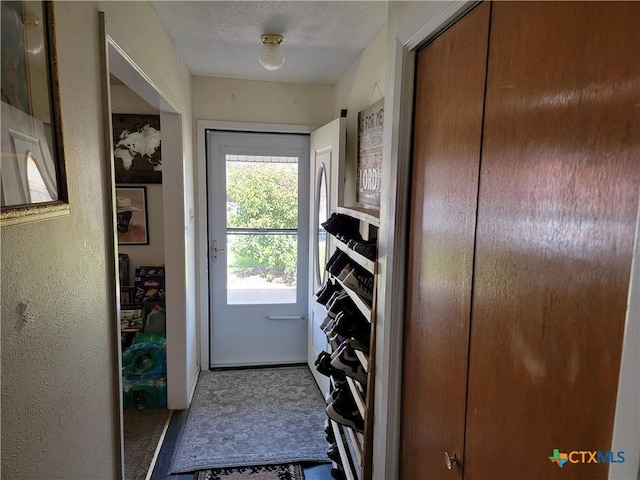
(259, 34), (284, 71)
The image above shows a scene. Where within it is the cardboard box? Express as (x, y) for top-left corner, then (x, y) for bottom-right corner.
(134, 266), (165, 302)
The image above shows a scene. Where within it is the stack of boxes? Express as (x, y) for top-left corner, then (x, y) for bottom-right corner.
(122, 266), (167, 409)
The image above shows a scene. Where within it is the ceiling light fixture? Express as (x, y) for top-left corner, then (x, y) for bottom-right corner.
(259, 34), (284, 71)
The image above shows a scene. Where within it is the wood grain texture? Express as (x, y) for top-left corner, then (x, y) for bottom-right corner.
(400, 3), (491, 478)
(464, 2), (640, 479)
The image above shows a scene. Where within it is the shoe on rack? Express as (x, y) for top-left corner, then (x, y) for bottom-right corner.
(322, 213), (360, 240)
(342, 268), (374, 304)
(331, 467), (346, 480)
(347, 337), (369, 355)
(331, 342), (368, 385)
(314, 351), (346, 380)
(326, 392), (364, 432)
(330, 310), (371, 347)
(327, 252), (351, 277)
(327, 444), (342, 464)
(347, 238), (377, 261)
(336, 263), (354, 282)
(327, 293), (357, 320)
(316, 279), (342, 306)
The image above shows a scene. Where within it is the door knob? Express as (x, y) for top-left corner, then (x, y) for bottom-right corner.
(444, 452), (459, 470)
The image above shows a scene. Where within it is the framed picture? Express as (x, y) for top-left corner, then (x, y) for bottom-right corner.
(120, 286), (134, 305)
(120, 304), (144, 331)
(356, 99), (383, 209)
(1, 1), (70, 226)
(116, 186), (149, 245)
(112, 114), (162, 184)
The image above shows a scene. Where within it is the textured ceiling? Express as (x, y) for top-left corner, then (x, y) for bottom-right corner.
(151, 1), (388, 84)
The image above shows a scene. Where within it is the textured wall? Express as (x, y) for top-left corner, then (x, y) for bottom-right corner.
(192, 76), (334, 127)
(1, 2), (119, 479)
(333, 24), (387, 207)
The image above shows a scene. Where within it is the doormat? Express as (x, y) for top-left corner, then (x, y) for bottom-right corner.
(170, 366), (328, 473)
(196, 464), (304, 480)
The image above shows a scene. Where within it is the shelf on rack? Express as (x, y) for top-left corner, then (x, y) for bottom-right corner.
(336, 206), (380, 227)
(330, 420), (358, 480)
(346, 376), (367, 419)
(355, 350), (369, 373)
(334, 238), (377, 274)
(330, 274), (373, 322)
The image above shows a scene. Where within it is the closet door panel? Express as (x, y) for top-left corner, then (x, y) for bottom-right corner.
(400, 3), (490, 478)
(465, 2), (640, 479)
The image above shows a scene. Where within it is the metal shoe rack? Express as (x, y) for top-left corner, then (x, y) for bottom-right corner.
(326, 206), (379, 480)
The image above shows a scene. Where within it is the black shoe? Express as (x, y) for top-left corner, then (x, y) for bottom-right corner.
(347, 238), (377, 260)
(314, 351), (346, 379)
(327, 293), (357, 319)
(331, 467), (346, 480)
(322, 214), (361, 241)
(327, 393), (364, 432)
(330, 310), (371, 347)
(327, 444), (341, 464)
(327, 252), (351, 277)
(316, 279), (342, 305)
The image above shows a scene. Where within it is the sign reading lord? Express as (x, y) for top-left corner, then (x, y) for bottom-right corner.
(357, 99), (383, 209)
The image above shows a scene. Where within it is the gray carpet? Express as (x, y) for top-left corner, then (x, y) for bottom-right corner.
(124, 408), (171, 480)
(171, 366), (328, 473)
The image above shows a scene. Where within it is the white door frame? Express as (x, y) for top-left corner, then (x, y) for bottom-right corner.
(196, 121), (316, 371)
(374, 2), (478, 478)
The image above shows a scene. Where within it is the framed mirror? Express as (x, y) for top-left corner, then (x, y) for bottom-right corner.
(315, 163), (329, 288)
(1, 1), (69, 226)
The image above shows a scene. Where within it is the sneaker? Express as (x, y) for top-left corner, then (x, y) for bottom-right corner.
(327, 444), (341, 464)
(331, 467), (346, 480)
(314, 351), (346, 379)
(330, 310), (371, 347)
(342, 268), (374, 303)
(316, 280), (342, 305)
(327, 293), (357, 320)
(322, 213), (360, 240)
(327, 393), (364, 432)
(347, 337), (369, 355)
(331, 343), (368, 385)
(327, 252), (351, 277)
(336, 263), (354, 282)
(347, 238), (377, 260)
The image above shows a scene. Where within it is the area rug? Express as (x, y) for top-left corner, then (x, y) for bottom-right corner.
(124, 408), (171, 480)
(171, 366), (328, 473)
(196, 464), (304, 480)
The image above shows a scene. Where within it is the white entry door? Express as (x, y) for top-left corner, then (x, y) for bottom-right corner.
(307, 118), (346, 393)
(207, 131), (310, 367)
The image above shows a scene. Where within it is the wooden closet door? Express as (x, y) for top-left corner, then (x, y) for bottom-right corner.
(400, 3), (490, 478)
(464, 2), (640, 479)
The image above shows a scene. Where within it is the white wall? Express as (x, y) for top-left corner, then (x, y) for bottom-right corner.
(192, 76), (334, 126)
(111, 84), (165, 284)
(1, 3), (119, 478)
(333, 24), (388, 208)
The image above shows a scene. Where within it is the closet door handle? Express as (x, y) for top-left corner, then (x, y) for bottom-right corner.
(444, 452), (459, 470)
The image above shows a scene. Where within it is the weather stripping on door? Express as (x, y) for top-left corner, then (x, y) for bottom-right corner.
(263, 315), (308, 320)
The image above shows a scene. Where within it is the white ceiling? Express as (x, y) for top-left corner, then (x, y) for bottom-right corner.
(151, 1), (388, 84)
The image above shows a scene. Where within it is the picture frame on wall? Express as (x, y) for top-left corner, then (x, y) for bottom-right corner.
(112, 114), (162, 184)
(1, 1), (70, 226)
(116, 186), (149, 245)
(356, 98), (384, 209)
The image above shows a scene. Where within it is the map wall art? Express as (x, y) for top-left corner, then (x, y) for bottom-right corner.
(112, 114), (162, 184)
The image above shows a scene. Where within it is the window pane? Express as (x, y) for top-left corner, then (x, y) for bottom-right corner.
(226, 156), (298, 229)
(227, 233), (297, 305)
